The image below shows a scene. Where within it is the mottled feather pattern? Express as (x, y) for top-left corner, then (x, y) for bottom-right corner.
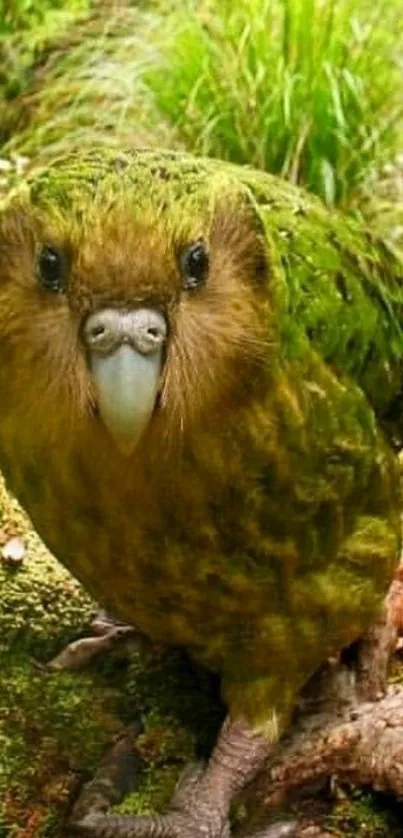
(0, 148), (402, 724)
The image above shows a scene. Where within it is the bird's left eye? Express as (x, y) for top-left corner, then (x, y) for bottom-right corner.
(37, 245), (68, 293)
(180, 240), (209, 291)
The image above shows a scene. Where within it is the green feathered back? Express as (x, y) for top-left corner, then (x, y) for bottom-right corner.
(241, 163), (403, 433)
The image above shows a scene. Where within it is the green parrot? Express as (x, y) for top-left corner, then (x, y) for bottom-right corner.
(0, 147), (402, 837)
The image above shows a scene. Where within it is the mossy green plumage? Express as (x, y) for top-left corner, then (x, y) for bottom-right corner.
(0, 147), (402, 729)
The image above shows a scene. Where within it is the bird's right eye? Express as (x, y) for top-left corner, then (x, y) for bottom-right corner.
(37, 245), (68, 293)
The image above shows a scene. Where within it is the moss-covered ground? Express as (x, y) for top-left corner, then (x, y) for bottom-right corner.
(0, 477), (113, 838)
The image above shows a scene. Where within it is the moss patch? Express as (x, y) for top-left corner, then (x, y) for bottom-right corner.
(0, 477), (120, 837)
(0, 657), (121, 838)
(325, 788), (403, 838)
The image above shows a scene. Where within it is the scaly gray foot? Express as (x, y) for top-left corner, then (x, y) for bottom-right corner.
(70, 718), (297, 838)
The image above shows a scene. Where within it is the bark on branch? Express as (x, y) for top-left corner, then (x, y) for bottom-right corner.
(237, 574), (403, 835)
(247, 682), (403, 813)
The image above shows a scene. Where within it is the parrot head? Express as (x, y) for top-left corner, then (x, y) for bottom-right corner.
(0, 149), (275, 459)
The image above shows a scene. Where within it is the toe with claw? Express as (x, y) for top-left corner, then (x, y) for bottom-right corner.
(70, 714), (298, 838)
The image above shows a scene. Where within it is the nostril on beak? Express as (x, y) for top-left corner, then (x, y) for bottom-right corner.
(91, 325), (106, 339)
(84, 308), (167, 356)
(144, 324), (166, 346)
(135, 316), (167, 355)
(84, 310), (123, 354)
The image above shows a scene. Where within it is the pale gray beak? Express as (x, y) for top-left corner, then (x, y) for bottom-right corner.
(83, 308), (167, 454)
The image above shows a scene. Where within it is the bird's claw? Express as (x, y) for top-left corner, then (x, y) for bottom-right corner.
(73, 810), (297, 838)
(71, 751), (229, 837)
(73, 808), (230, 837)
(241, 822), (298, 838)
(47, 610), (139, 671)
(70, 721), (297, 838)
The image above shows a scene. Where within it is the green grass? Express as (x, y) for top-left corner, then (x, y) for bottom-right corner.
(0, 0), (402, 234)
(0, 0), (88, 35)
(0, 3), (181, 161)
(0, 0), (90, 135)
(144, 0), (403, 208)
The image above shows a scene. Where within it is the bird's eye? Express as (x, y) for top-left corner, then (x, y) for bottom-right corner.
(37, 245), (68, 293)
(180, 241), (209, 291)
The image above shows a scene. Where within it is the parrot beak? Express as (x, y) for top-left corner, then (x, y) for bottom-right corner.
(83, 308), (167, 454)
(91, 344), (162, 454)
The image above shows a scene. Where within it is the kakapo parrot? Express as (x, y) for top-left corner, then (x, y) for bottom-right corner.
(1, 147), (403, 838)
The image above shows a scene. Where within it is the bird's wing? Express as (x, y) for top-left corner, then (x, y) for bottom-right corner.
(236, 164), (403, 436)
